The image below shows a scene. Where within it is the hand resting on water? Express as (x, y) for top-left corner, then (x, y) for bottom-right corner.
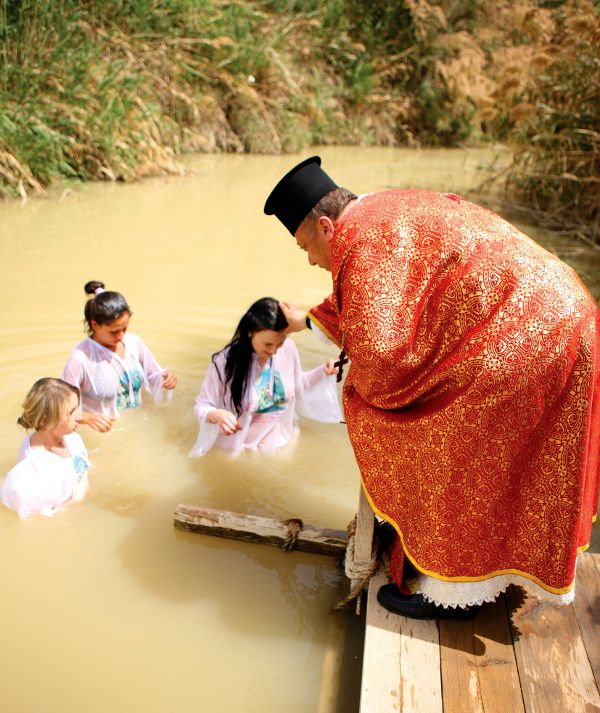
(78, 412), (114, 433)
(207, 409), (242, 436)
(161, 370), (178, 390)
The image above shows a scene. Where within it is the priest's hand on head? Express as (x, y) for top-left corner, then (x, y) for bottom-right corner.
(279, 301), (308, 333)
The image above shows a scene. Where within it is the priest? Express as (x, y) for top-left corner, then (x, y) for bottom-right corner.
(264, 156), (600, 619)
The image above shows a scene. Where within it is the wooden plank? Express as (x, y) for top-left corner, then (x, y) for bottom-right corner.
(350, 487), (375, 606)
(573, 553), (600, 691)
(440, 617), (484, 713)
(440, 596), (524, 713)
(473, 596), (526, 713)
(399, 607), (442, 713)
(360, 573), (442, 713)
(507, 586), (600, 713)
(353, 487), (375, 573)
(174, 504), (347, 556)
(361, 573), (402, 713)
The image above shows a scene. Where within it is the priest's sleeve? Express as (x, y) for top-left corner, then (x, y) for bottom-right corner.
(308, 293), (343, 348)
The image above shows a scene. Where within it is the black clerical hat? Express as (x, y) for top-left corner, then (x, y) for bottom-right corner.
(264, 156), (338, 235)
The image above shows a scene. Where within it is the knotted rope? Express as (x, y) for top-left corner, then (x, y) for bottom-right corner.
(333, 517), (392, 613)
(277, 515), (393, 614)
(281, 518), (303, 552)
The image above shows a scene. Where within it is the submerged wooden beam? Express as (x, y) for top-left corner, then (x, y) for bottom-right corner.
(174, 504), (348, 557)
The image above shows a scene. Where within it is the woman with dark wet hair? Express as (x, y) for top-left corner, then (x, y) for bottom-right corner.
(61, 281), (177, 432)
(190, 297), (341, 456)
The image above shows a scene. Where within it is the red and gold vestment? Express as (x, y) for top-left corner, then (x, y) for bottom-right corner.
(310, 189), (599, 595)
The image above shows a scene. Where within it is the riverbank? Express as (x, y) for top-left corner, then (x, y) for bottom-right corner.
(0, 0), (598, 240)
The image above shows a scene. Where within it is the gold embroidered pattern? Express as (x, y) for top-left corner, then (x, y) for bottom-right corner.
(324, 189), (599, 592)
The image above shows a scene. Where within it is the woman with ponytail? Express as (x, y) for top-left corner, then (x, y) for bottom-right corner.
(61, 281), (177, 432)
(190, 297), (341, 456)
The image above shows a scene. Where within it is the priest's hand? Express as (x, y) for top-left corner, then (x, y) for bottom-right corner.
(279, 301), (307, 333)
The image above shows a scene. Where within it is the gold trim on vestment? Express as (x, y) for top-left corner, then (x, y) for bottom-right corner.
(307, 311), (343, 349)
(360, 481), (595, 596)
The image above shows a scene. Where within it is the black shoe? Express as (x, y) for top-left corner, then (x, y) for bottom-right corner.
(377, 520), (397, 548)
(376, 584), (480, 620)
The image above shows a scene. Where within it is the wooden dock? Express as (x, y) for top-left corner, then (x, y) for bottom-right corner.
(360, 554), (600, 713)
(174, 493), (599, 712)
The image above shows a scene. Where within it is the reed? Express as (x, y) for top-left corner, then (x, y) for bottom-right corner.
(0, 0), (598, 245)
(501, 2), (600, 243)
(0, 0), (398, 195)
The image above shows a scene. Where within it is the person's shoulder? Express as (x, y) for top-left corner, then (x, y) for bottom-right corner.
(17, 434), (33, 461)
(277, 338), (300, 367)
(125, 332), (142, 346)
(359, 188), (440, 205)
(211, 348), (228, 367)
(128, 332), (157, 355)
(64, 432), (87, 454)
(123, 332), (147, 355)
(340, 189), (449, 236)
(67, 338), (90, 359)
(281, 338), (298, 356)
(202, 351), (225, 385)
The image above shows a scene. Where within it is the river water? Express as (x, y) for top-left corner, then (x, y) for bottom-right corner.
(0, 146), (598, 713)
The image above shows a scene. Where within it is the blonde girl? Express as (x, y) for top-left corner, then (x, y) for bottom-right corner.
(1, 378), (90, 519)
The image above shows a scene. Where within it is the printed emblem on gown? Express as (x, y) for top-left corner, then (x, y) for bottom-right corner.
(255, 366), (286, 413)
(117, 369), (143, 410)
(72, 454), (89, 482)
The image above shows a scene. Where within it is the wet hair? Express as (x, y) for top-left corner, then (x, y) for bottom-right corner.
(304, 187), (357, 226)
(83, 280), (132, 335)
(17, 378), (80, 432)
(214, 297), (288, 416)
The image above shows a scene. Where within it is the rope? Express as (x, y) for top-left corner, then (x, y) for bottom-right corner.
(333, 517), (392, 613)
(281, 518), (303, 552)
(277, 515), (394, 613)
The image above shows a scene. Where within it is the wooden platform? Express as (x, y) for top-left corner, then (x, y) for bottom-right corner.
(360, 553), (600, 713)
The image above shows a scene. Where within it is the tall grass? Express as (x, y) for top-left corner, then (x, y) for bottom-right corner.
(1, 0), (486, 198)
(500, 2), (599, 243)
(0, 0), (598, 244)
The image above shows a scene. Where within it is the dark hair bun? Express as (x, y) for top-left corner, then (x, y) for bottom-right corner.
(82, 285), (131, 333)
(84, 280), (105, 295)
